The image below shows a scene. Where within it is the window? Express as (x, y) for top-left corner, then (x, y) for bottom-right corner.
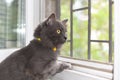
(59, 0), (114, 63)
(0, 0), (43, 63)
(0, 0), (26, 49)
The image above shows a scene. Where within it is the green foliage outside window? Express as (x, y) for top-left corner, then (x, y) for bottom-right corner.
(60, 0), (114, 63)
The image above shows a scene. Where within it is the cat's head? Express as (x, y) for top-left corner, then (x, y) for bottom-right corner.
(34, 13), (68, 49)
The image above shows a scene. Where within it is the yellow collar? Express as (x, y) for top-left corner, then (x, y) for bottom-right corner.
(52, 47), (57, 52)
(36, 38), (41, 41)
(36, 37), (57, 52)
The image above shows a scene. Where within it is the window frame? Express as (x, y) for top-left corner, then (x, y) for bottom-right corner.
(26, 0), (45, 45)
(53, 0), (117, 80)
(56, 0), (120, 80)
(60, 0), (113, 63)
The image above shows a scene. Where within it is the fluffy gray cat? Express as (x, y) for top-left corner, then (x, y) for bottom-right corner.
(0, 13), (70, 80)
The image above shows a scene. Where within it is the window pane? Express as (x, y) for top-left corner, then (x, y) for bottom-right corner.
(73, 10), (88, 59)
(60, 0), (70, 40)
(61, 42), (70, 57)
(60, 0), (71, 57)
(73, 0), (88, 9)
(91, 42), (109, 62)
(91, 0), (109, 40)
(0, 0), (26, 48)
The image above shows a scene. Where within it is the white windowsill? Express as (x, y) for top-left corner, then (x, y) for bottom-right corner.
(0, 48), (19, 62)
(52, 57), (113, 80)
(52, 69), (111, 80)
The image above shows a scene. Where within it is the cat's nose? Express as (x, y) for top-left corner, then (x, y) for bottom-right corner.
(64, 36), (67, 40)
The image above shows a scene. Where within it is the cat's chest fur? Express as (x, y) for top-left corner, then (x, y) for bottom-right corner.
(25, 43), (59, 75)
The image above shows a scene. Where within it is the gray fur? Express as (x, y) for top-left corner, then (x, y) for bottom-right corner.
(0, 13), (69, 80)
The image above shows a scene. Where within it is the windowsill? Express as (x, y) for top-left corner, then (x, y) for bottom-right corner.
(52, 69), (112, 80)
(55, 57), (113, 80)
(0, 48), (19, 62)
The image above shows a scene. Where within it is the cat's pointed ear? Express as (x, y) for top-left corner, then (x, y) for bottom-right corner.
(45, 13), (56, 25)
(62, 19), (68, 26)
(47, 13), (56, 21)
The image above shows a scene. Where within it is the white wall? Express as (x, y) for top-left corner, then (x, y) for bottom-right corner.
(114, 0), (120, 80)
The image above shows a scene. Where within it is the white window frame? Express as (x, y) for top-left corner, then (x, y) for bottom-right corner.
(26, 0), (45, 45)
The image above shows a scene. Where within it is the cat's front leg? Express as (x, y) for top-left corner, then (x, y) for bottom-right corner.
(50, 62), (72, 76)
(56, 62), (72, 73)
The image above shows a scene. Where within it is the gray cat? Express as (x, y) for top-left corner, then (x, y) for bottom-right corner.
(0, 13), (70, 80)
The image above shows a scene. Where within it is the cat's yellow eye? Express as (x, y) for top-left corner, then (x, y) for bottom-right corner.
(56, 29), (61, 34)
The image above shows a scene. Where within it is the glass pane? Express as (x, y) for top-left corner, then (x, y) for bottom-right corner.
(0, 0), (26, 49)
(60, 0), (70, 40)
(91, 42), (109, 62)
(73, 10), (88, 59)
(60, 42), (70, 57)
(91, 0), (109, 40)
(73, 0), (88, 9)
(60, 0), (71, 57)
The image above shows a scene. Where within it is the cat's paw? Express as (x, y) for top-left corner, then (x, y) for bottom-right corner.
(56, 62), (72, 73)
(61, 62), (72, 70)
